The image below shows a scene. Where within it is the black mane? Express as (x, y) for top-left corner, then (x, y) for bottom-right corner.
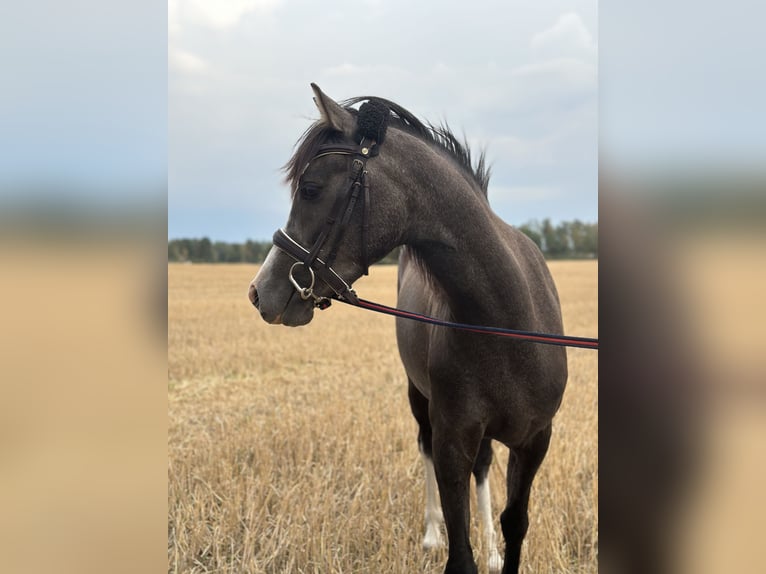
(284, 96), (491, 198)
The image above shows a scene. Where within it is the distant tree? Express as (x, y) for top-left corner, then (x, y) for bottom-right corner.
(569, 220), (588, 255)
(180, 239), (193, 261)
(554, 221), (573, 256)
(518, 221), (543, 250)
(252, 241), (271, 262)
(242, 240), (258, 263)
(569, 220), (598, 257)
(213, 241), (243, 262)
(168, 239), (190, 262)
(541, 218), (569, 257)
(196, 237), (213, 262)
(168, 240), (180, 262)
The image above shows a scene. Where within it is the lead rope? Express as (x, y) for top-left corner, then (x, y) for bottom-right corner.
(332, 296), (599, 350)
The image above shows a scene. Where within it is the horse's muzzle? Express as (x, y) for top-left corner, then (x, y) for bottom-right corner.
(249, 282), (282, 323)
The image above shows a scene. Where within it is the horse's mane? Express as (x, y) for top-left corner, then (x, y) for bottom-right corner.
(284, 96), (491, 199)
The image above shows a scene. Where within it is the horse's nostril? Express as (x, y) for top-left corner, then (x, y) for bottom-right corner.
(248, 284), (260, 309)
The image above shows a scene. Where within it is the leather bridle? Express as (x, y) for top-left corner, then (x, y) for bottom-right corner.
(271, 139), (378, 309)
(264, 118), (600, 350)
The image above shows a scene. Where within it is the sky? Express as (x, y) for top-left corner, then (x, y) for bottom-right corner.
(168, 0), (599, 241)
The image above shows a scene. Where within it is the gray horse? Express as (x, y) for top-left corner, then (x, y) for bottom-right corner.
(249, 84), (568, 574)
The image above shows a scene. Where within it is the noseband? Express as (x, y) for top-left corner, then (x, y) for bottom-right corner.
(272, 139), (377, 308)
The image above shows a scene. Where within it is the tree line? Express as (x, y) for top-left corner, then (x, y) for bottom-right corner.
(516, 219), (597, 259)
(168, 219), (597, 263)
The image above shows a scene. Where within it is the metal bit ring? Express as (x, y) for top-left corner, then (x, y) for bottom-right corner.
(288, 262), (316, 300)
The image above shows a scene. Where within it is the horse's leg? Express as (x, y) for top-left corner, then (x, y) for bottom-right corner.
(431, 410), (483, 574)
(408, 380), (444, 549)
(500, 424), (552, 574)
(473, 438), (503, 573)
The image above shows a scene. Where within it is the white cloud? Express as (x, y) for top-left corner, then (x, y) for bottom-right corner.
(531, 12), (596, 61)
(178, 0), (282, 30)
(511, 57), (596, 92)
(169, 1), (281, 74)
(497, 13), (597, 122)
(168, 0), (181, 39)
(169, 47), (209, 74)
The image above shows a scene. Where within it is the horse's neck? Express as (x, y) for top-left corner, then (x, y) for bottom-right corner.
(403, 158), (528, 326)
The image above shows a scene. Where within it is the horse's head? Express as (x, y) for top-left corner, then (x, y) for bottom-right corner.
(249, 84), (407, 326)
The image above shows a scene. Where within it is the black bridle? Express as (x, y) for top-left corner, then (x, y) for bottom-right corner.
(271, 139), (377, 308)
(268, 115), (599, 350)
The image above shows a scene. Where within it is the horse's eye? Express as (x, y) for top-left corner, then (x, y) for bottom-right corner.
(300, 183), (321, 200)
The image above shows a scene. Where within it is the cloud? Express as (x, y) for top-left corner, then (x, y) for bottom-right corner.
(169, 1), (280, 76)
(511, 57), (597, 94)
(168, 0), (181, 39)
(178, 0), (282, 30)
(169, 47), (208, 74)
(531, 12), (597, 61)
(490, 12), (597, 130)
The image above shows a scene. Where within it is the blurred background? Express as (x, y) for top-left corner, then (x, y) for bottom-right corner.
(600, 2), (765, 572)
(1, 1), (764, 573)
(0, 2), (167, 573)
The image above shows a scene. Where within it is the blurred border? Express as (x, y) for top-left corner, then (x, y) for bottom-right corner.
(0, 2), (167, 573)
(600, 2), (766, 573)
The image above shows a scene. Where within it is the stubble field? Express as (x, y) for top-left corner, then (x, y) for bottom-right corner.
(168, 261), (597, 573)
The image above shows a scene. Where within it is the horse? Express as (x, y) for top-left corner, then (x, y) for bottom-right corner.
(248, 84), (568, 574)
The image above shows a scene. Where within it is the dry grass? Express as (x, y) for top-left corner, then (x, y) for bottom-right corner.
(168, 261), (597, 573)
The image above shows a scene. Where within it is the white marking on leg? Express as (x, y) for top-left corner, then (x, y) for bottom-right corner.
(477, 478), (503, 573)
(421, 451), (444, 549)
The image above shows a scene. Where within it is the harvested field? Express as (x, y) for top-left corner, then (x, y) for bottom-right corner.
(168, 261), (597, 573)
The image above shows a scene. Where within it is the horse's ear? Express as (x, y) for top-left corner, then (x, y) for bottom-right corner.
(311, 83), (354, 134)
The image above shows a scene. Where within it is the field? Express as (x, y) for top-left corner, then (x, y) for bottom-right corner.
(168, 261), (598, 573)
